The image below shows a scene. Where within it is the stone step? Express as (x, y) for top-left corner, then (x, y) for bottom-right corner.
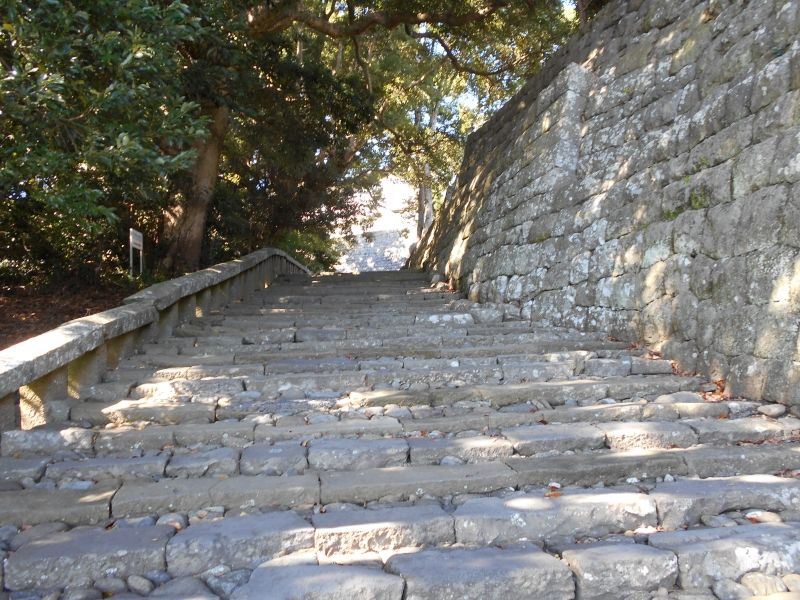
(6, 476), (800, 597)
(6, 269), (800, 599)
(649, 522), (800, 590)
(6, 446), (798, 527)
(174, 319), (595, 340)
(6, 417), (799, 490)
(148, 330), (626, 358)
(5, 389), (786, 458)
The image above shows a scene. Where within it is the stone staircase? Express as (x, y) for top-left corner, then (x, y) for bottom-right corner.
(1, 271), (800, 599)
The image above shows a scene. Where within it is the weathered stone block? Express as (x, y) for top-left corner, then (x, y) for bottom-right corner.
(232, 562), (404, 600)
(649, 523), (800, 589)
(166, 511), (314, 576)
(313, 504), (454, 556)
(502, 423), (605, 455)
(651, 475), (800, 529)
(385, 545), (574, 600)
(563, 543), (678, 600)
(454, 488), (656, 546)
(308, 438), (408, 471)
(4, 525), (173, 589)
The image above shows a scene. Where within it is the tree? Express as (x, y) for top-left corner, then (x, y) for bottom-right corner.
(1, 0), (576, 285)
(0, 0), (208, 284)
(162, 0), (574, 272)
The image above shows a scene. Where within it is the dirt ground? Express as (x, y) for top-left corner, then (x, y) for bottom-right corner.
(0, 285), (131, 350)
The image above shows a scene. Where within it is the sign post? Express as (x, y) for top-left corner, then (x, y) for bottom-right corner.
(129, 228), (144, 277)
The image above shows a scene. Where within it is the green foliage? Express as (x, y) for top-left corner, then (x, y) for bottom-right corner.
(270, 229), (352, 274)
(1, 0), (579, 286)
(689, 186), (711, 210)
(661, 206), (684, 221)
(0, 0), (208, 284)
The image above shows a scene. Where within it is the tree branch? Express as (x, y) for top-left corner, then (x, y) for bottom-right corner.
(248, 1), (511, 38)
(408, 28), (516, 77)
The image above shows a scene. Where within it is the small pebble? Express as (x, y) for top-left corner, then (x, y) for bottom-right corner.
(758, 404), (787, 418)
(127, 574), (155, 595)
(156, 512), (188, 530)
(740, 571), (788, 595)
(114, 516), (157, 528)
(700, 514), (738, 528)
(94, 577), (128, 594)
(745, 510), (782, 524)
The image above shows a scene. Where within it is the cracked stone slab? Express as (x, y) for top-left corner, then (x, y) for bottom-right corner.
(1, 427), (94, 458)
(532, 403), (644, 424)
(113, 474), (319, 517)
(95, 425), (177, 455)
(685, 417), (792, 445)
(240, 442), (308, 476)
(165, 447), (239, 478)
(99, 399), (217, 425)
(172, 422), (255, 448)
(232, 561), (404, 600)
(308, 438), (409, 471)
(506, 449), (687, 487)
(385, 545), (574, 600)
(604, 376), (702, 400)
(651, 475), (800, 529)
(562, 543), (678, 600)
(4, 524), (174, 589)
(0, 457), (49, 482)
(408, 436), (513, 464)
(598, 421), (698, 450)
(320, 462), (516, 504)
(151, 365), (264, 380)
(479, 380), (611, 408)
(45, 454), (168, 481)
(248, 372), (368, 396)
(502, 423), (605, 455)
(265, 358), (359, 374)
(132, 378), (244, 400)
(255, 417), (402, 442)
(649, 523), (800, 589)
(681, 445), (800, 478)
(166, 511), (314, 576)
(454, 488), (656, 546)
(0, 483), (116, 526)
(313, 504), (454, 556)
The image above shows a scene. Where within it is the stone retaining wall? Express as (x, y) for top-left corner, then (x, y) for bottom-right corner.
(411, 0), (800, 404)
(0, 249), (309, 430)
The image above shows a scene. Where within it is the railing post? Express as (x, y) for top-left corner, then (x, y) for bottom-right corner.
(197, 288), (212, 317)
(68, 345), (107, 398)
(178, 295), (196, 322)
(20, 366), (70, 428)
(157, 303), (181, 338)
(105, 330), (139, 369)
(0, 393), (19, 431)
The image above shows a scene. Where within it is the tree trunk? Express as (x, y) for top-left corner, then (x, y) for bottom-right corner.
(160, 105), (229, 273)
(416, 105), (437, 238)
(576, 0), (589, 27)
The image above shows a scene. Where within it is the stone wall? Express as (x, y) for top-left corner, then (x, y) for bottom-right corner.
(411, 0), (800, 405)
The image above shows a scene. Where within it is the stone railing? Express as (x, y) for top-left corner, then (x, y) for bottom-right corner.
(0, 248), (310, 431)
